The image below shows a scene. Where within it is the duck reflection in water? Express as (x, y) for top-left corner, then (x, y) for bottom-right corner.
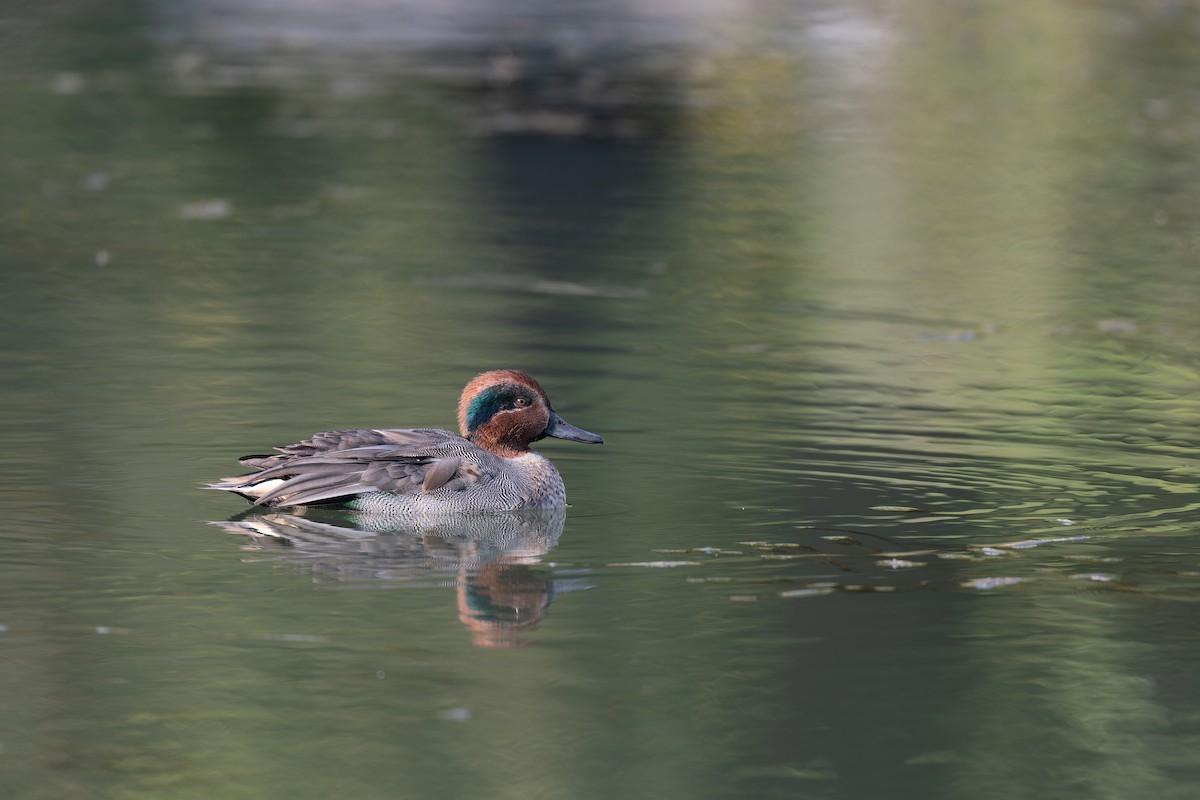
(209, 507), (585, 648)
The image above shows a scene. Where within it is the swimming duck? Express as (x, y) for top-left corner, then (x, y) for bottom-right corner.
(208, 370), (603, 513)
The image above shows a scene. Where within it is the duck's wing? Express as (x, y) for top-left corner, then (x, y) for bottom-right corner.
(210, 428), (493, 507)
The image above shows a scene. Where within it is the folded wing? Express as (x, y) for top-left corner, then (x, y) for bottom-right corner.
(211, 428), (488, 507)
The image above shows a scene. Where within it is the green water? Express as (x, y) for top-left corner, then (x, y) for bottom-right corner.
(2, 2), (1200, 798)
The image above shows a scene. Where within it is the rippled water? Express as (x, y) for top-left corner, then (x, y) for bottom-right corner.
(3, 2), (1200, 798)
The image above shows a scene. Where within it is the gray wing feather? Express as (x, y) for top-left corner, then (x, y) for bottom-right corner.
(220, 428), (491, 507)
(421, 457), (462, 492)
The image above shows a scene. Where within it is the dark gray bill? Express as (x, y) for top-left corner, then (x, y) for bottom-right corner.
(544, 411), (604, 444)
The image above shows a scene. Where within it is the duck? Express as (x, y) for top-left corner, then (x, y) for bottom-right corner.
(208, 370), (603, 514)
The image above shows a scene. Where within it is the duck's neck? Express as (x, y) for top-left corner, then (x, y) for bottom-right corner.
(470, 429), (532, 459)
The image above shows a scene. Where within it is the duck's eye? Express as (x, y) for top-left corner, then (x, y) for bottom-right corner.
(513, 396), (530, 408)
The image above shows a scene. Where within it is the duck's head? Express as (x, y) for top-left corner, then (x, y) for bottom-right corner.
(457, 370), (604, 457)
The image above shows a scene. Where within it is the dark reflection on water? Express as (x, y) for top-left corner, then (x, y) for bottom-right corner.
(4, 0), (1200, 798)
(211, 508), (576, 648)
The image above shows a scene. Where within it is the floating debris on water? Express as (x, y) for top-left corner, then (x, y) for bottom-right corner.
(688, 575), (798, 586)
(1056, 518), (1077, 526)
(779, 587), (835, 599)
(736, 759), (838, 780)
(438, 708), (472, 722)
(877, 559), (925, 569)
(52, 71), (86, 94)
(179, 199), (233, 220)
(996, 535), (1092, 549)
(606, 561), (703, 568)
(83, 171), (110, 191)
(1071, 573), (1116, 582)
(868, 506), (986, 516)
(962, 576), (1025, 590)
(916, 329), (978, 343)
(530, 280), (648, 299)
(691, 546), (742, 556)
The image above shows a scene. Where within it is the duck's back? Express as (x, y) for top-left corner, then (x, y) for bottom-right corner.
(220, 427), (566, 512)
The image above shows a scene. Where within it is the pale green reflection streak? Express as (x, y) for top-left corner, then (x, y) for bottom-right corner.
(951, 593), (1174, 800)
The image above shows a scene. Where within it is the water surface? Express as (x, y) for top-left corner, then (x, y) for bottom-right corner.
(2, 2), (1200, 798)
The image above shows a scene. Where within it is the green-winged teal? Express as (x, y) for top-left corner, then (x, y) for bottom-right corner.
(208, 370), (603, 513)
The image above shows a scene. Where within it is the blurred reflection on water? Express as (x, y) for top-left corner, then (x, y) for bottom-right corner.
(3, 1), (1200, 799)
(152, 0), (887, 137)
(212, 508), (574, 648)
